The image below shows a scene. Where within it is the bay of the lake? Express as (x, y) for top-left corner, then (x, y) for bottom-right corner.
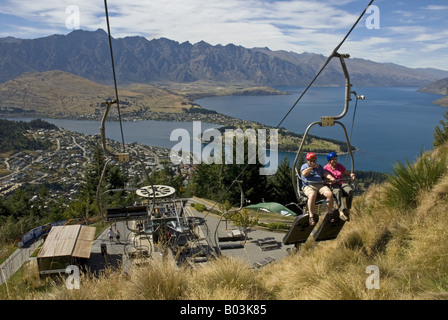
(4, 117), (220, 151)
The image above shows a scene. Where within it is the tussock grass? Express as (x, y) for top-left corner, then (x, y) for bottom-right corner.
(385, 149), (447, 210)
(186, 257), (273, 300)
(40, 268), (128, 300)
(27, 257), (271, 300)
(127, 260), (189, 300)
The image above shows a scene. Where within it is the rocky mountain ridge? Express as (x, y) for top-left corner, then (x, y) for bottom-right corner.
(1, 29), (447, 87)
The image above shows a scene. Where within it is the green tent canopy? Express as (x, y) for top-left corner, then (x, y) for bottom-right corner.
(246, 202), (297, 216)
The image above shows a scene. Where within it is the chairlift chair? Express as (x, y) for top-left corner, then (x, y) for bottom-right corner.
(283, 52), (361, 248)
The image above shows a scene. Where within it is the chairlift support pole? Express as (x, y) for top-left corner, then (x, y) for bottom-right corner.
(100, 100), (130, 162)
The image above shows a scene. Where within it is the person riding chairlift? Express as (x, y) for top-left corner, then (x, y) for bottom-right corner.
(324, 152), (356, 222)
(300, 152), (336, 226)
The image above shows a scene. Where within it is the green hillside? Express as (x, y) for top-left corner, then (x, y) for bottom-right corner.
(0, 119), (56, 153)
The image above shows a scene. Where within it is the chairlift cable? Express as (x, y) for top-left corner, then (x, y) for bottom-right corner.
(104, 0), (126, 153)
(275, 0), (374, 129)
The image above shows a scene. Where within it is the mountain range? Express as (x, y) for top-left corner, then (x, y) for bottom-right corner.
(1, 29), (447, 88)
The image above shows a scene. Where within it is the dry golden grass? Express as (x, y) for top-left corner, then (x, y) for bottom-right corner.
(0, 72), (286, 117)
(27, 257), (272, 300)
(0, 71), (193, 115)
(185, 257), (273, 300)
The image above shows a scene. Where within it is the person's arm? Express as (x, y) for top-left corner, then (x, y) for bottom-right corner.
(318, 165), (335, 182)
(343, 169), (356, 180)
(302, 163), (316, 177)
(325, 172), (337, 182)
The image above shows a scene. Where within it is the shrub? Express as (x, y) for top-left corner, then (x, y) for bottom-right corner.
(191, 203), (206, 212)
(228, 209), (259, 228)
(433, 110), (448, 147)
(266, 222), (289, 231)
(385, 150), (447, 210)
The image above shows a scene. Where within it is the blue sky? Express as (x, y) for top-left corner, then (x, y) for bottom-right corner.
(0, 0), (447, 70)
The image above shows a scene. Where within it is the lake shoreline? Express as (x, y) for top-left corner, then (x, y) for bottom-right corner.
(1, 109), (353, 155)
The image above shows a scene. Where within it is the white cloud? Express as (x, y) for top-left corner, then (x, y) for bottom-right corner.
(0, 1), (357, 44)
(422, 5), (448, 11)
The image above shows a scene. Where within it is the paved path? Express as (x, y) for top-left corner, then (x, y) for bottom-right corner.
(87, 201), (295, 273)
(87, 222), (131, 274)
(188, 205), (295, 268)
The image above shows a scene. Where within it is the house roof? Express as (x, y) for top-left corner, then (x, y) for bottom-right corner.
(37, 225), (96, 259)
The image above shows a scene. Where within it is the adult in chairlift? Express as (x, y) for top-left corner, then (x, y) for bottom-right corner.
(300, 152), (336, 226)
(324, 152), (356, 222)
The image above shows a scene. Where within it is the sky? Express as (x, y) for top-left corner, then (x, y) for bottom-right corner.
(0, 0), (447, 71)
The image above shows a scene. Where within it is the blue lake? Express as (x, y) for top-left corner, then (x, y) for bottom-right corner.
(5, 86), (446, 174)
(196, 86), (446, 173)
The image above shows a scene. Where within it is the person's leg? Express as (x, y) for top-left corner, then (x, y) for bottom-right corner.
(331, 186), (344, 212)
(341, 183), (354, 221)
(304, 186), (318, 225)
(321, 186), (334, 214)
(342, 183), (354, 209)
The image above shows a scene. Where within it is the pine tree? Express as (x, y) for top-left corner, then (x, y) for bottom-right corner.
(187, 135), (271, 206)
(186, 163), (225, 200)
(268, 156), (296, 205)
